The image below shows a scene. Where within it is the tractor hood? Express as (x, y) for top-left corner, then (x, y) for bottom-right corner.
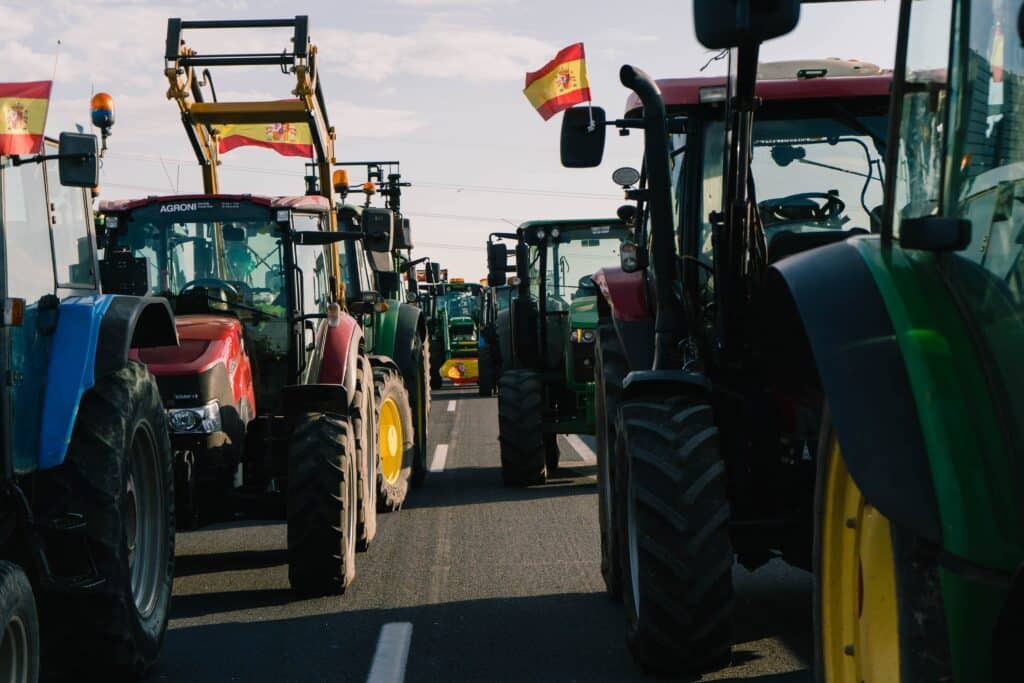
(569, 296), (599, 329)
(131, 314), (243, 376)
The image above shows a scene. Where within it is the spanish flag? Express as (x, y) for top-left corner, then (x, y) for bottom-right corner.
(0, 81), (52, 155)
(217, 118), (313, 158)
(524, 43), (591, 121)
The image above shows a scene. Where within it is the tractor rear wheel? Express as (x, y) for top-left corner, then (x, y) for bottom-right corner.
(595, 324), (627, 599)
(544, 434), (559, 473)
(813, 412), (950, 683)
(618, 394), (734, 674)
(375, 368), (416, 511)
(478, 344), (496, 396)
(0, 562), (39, 683)
(36, 361), (175, 679)
(287, 413), (358, 595)
(354, 355), (377, 552)
(497, 369), (547, 486)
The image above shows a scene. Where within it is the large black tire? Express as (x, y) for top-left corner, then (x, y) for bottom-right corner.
(410, 335), (430, 489)
(813, 412), (951, 683)
(617, 394), (734, 674)
(544, 434), (559, 473)
(497, 369), (547, 486)
(429, 339), (444, 390)
(375, 368), (416, 511)
(595, 324), (627, 598)
(287, 413), (358, 595)
(36, 361), (175, 679)
(354, 355), (377, 552)
(0, 562), (39, 682)
(478, 344), (496, 397)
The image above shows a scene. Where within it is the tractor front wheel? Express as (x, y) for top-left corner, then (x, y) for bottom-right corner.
(287, 413), (358, 595)
(0, 562), (39, 683)
(37, 361), (175, 679)
(497, 369), (547, 486)
(354, 355), (377, 552)
(618, 393), (734, 674)
(813, 412), (950, 683)
(478, 344), (496, 397)
(375, 368), (416, 511)
(595, 324), (627, 599)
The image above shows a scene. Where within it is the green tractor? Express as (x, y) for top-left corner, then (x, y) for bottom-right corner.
(488, 219), (629, 485)
(432, 279), (484, 389)
(334, 162), (432, 494)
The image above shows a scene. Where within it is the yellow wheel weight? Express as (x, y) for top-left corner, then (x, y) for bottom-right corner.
(819, 437), (901, 683)
(378, 397), (404, 485)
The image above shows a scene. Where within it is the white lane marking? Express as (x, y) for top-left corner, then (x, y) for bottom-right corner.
(366, 622), (413, 683)
(430, 444), (449, 473)
(563, 434), (597, 465)
(446, 400), (456, 412)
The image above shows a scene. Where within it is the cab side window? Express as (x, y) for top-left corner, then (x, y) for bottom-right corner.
(293, 213), (329, 316)
(3, 161), (55, 302)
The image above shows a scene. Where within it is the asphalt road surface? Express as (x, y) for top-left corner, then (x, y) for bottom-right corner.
(157, 385), (814, 683)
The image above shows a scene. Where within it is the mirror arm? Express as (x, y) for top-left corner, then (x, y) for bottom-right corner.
(10, 152), (93, 167)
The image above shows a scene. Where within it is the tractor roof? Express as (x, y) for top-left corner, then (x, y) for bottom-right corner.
(625, 59), (891, 114)
(99, 194), (331, 214)
(518, 218), (623, 231)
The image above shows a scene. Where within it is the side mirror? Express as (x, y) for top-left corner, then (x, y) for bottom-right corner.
(58, 132), (99, 188)
(363, 207), (395, 253)
(560, 106), (606, 168)
(393, 218), (413, 250)
(693, 0), (800, 49)
(487, 242), (508, 286)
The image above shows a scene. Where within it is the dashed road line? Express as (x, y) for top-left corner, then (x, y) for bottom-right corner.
(563, 434), (597, 465)
(430, 444), (449, 473)
(447, 400), (456, 412)
(366, 622), (413, 683)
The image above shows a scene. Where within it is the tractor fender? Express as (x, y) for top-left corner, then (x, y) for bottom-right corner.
(495, 308), (512, 369)
(38, 294), (177, 470)
(763, 238), (941, 544)
(298, 311), (362, 415)
(593, 267), (654, 372)
(391, 302), (427, 386)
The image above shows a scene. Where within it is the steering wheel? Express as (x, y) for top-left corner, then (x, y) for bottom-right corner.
(180, 278), (241, 300)
(759, 192), (846, 223)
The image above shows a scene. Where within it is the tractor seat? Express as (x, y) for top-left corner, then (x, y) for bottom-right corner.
(767, 228), (869, 264)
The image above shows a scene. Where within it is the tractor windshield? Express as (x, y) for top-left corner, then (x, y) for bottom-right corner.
(107, 217), (287, 320)
(698, 113), (887, 264)
(530, 225), (629, 306)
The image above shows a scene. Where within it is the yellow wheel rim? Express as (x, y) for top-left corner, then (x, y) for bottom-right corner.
(378, 398), (403, 484)
(820, 437), (901, 683)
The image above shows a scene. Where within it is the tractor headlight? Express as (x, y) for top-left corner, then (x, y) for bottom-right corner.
(168, 401), (222, 435)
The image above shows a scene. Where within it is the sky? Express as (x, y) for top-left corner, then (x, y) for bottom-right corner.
(6, 0), (900, 281)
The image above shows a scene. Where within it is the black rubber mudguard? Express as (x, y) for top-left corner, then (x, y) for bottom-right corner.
(764, 238), (941, 544)
(95, 296), (177, 378)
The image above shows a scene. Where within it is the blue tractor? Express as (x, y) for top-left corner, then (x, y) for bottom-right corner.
(0, 93), (177, 680)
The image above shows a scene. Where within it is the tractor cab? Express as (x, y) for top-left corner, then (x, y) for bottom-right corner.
(433, 280), (483, 385)
(491, 218), (629, 485)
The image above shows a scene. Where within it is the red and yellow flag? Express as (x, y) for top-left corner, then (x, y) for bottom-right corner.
(0, 81), (52, 155)
(217, 117), (313, 158)
(524, 43), (591, 121)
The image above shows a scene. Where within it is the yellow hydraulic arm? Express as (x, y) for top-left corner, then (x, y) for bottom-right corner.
(163, 16), (337, 215)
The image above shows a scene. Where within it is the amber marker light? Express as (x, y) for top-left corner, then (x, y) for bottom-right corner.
(90, 92), (115, 129)
(333, 169), (350, 191)
(362, 182), (377, 195)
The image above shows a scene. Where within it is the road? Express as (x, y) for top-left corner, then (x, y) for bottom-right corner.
(157, 385), (813, 683)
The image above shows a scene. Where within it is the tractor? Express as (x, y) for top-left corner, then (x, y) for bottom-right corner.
(692, 1), (1024, 680)
(99, 17), (408, 595)
(559, 29), (891, 676)
(333, 161), (431, 490)
(0, 97), (176, 679)
(434, 279), (484, 388)
(488, 219), (630, 485)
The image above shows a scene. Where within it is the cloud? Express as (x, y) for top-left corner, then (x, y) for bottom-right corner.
(319, 21), (554, 83)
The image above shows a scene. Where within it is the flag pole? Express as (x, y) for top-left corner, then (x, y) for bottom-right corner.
(587, 99), (595, 132)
